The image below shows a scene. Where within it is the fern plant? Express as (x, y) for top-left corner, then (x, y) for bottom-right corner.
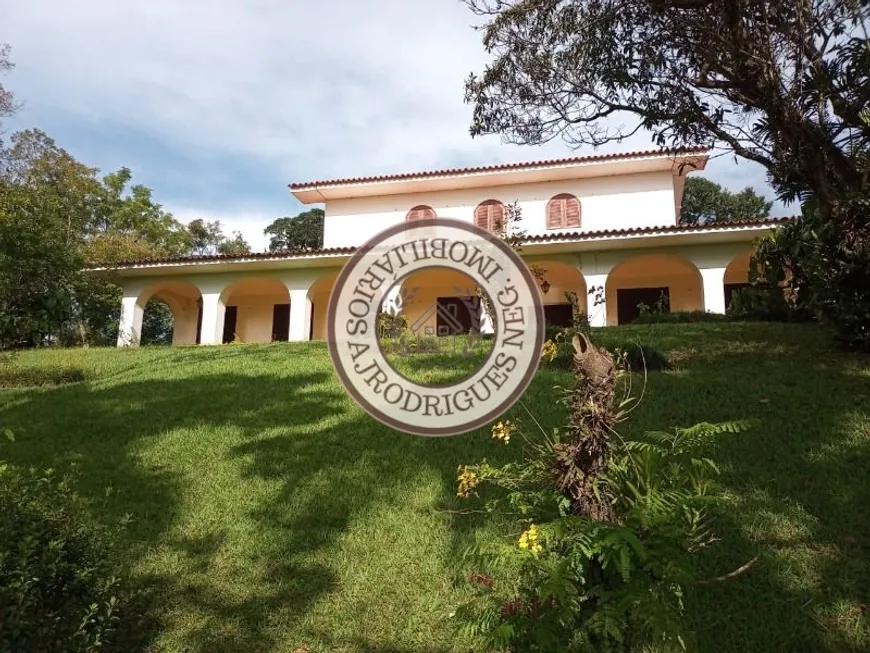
(453, 335), (753, 651)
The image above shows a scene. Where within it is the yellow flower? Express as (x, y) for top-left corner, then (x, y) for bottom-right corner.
(518, 524), (543, 554)
(541, 339), (558, 362)
(456, 465), (480, 498)
(490, 420), (517, 444)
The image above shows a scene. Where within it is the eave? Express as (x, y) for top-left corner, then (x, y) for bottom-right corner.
(289, 147), (710, 203)
(91, 217), (788, 279)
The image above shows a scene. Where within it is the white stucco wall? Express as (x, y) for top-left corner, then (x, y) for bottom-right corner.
(322, 171), (679, 249)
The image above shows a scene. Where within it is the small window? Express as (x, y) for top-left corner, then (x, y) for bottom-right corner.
(546, 193), (581, 229)
(407, 205), (436, 221)
(474, 199), (506, 232)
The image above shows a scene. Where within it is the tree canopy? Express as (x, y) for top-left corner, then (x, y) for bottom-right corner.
(464, 0), (870, 349)
(680, 178), (772, 226)
(187, 218), (251, 256)
(0, 42), (251, 348)
(464, 0), (869, 212)
(0, 44), (17, 120)
(264, 208), (324, 251)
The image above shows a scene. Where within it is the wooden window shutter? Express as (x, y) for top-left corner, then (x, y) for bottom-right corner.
(475, 200), (505, 232)
(547, 194), (581, 229)
(406, 205), (435, 222)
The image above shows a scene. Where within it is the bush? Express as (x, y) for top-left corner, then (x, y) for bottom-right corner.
(0, 366), (86, 388)
(544, 334), (669, 373)
(726, 285), (796, 322)
(0, 463), (146, 653)
(752, 195), (870, 350)
(632, 310), (729, 324)
(609, 341), (670, 372)
(377, 311), (408, 339)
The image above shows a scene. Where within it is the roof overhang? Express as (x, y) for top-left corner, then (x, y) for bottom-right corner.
(91, 218), (785, 279)
(289, 148), (710, 203)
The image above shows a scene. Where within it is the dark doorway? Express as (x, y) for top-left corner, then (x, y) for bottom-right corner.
(616, 287), (670, 325)
(222, 306), (238, 343)
(435, 297), (476, 335)
(725, 283), (752, 311)
(272, 303), (290, 341)
(544, 303), (574, 328)
(195, 302), (203, 345)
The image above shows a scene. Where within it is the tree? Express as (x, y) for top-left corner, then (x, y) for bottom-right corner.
(72, 167), (191, 345)
(218, 231), (251, 256)
(264, 208), (324, 251)
(186, 218), (250, 256)
(680, 178), (772, 225)
(0, 44), (18, 121)
(463, 0), (870, 348)
(0, 130), (95, 348)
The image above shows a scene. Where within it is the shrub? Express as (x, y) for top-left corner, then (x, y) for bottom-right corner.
(544, 333), (669, 373)
(0, 366), (86, 388)
(726, 285), (794, 322)
(377, 312), (408, 339)
(0, 462), (146, 653)
(455, 334), (750, 651)
(632, 310), (729, 324)
(609, 341), (670, 372)
(752, 194), (870, 350)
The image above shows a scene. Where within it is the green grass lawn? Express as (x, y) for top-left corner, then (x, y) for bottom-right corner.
(1, 323), (869, 652)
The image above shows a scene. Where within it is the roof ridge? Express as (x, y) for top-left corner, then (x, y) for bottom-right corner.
(289, 146), (710, 191)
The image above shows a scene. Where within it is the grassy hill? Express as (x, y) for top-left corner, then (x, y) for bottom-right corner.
(1, 323), (869, 652)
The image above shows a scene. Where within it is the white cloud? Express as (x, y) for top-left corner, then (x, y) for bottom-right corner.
(3, 0), (785, 240)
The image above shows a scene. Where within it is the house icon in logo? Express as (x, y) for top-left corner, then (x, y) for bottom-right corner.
(410, 299), (469, 337)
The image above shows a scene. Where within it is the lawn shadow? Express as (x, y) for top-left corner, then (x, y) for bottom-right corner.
(0, 362), (351, 652)
(415, 323), (870, 652)
(611, 328), (870, 652)
(0, 342), (512, 652)
(2, 326), (868, 651)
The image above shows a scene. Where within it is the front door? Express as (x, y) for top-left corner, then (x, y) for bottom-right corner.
(272, 303), (290, 341)
(724, 283), (751, 311)
(436, 297), (476, 335)
(222, 306), (238, 343)
(544, 303), (574, 328)
(616, 287), (670, 324)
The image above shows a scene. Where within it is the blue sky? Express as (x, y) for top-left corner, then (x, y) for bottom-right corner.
(2, 0), (786, 251)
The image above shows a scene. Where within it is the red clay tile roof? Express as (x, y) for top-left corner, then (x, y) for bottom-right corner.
(289, 146), (710, 190)
(520, 216), (791, 243)
(104, 216), (788, 268)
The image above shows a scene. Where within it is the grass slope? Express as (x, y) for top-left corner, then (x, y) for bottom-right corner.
(1, 323), (869, 652)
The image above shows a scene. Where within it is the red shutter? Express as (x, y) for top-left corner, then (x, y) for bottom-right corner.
(474, 202), (490, 230)
(565, 195), (581, 228)
(476, 200), (505, 232)
(546, 197), (565, 229)
(491, 202), (505, 233)
(407, 205), (435, 221)
(547, 194), (581, 229)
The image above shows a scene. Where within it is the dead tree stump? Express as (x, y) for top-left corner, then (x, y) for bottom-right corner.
(551, 333), (619, 522)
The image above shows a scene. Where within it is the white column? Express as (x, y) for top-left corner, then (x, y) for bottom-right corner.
(199, 292), (226, 344)
(700, 267), (728, 314)
(289, 288), (312, 341)
(381, 284), (402, 315)
(117, 295), (144, 347)
(583, 273), (609, 327)
(479, 301), (495, 335)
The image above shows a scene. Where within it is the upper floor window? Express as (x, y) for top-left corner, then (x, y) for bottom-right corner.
(406, 205), (436, 221)
(474, 199), (506, 232)
(546, 193), (581, 229)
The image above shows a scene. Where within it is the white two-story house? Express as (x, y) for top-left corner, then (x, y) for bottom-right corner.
(105, 147), (786, 346)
